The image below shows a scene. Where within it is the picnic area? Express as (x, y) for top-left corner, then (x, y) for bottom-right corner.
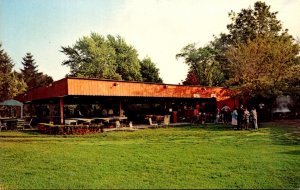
(0, 121), (299, 189)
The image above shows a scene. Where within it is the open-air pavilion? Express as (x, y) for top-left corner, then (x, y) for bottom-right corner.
(17, 77), (236, 127)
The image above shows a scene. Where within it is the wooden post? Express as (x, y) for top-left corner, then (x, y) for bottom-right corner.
(119, 99), (122, 117)
(60, 97), (64, 125)
(49, 103), (53, 124)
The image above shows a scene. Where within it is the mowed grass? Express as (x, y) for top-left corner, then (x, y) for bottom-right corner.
(0, 123), (299, 189)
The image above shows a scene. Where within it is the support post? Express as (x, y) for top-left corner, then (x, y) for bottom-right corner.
(119, 99), (122, 117)
(21, 104), (23, 118)
(49, 103), (53, 124)
(60, 97), (64, 125)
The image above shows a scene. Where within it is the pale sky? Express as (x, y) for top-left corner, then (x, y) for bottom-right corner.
(1, 0), (299, 84)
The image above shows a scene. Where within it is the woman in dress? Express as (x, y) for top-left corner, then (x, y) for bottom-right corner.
(231, 107), (238, 129)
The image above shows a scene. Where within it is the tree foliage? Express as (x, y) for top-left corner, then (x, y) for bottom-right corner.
(224, 1), (285, 45)
(182, 69), (199, 85)
(140, 57), (163, 83)
(107, 35), (142, 81)
(178, 1), (300, 99)
(61, 33), (120, 80)
(61, 33), (163, 82)
(220, 1), (300, 97)
(20, 53), (53, 90)
(215, 1), (290, 80)
(176, 44), (224, 86)
(0, 44), (26, 101)
(225, 34), (300, 98)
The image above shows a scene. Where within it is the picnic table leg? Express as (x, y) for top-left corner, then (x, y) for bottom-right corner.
(59, 126), (64, 135)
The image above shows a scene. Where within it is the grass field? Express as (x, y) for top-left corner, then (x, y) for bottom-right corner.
(0, 123), (299, 189)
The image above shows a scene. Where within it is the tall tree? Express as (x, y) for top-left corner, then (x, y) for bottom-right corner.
(176, 44), (224, 86)
(224, 1), (285, 45)
(178, 1), (297, 91)
(61, 33), (120, 80)
(225, 34), (300, 98)
(107, 35), (142, 81)
(61, 33), (148, 81)
(20, 52), (53, 89)
(0, 44), (26, 101)
(219, 1), (300, 98)
(214, 1), (290, 80)
(140, 57), (163, 83)
(20, 53), (39, 89)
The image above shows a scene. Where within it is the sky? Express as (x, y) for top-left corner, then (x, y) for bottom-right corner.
(1, 0), (299, 84)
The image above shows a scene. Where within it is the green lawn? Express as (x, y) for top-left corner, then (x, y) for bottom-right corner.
(0, 123), (299, 189)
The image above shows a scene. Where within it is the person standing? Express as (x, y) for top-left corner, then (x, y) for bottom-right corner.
(221, 104), (231, 125)
(237, 105), (244, 130)
(215, 107), (220, 124)
(251, 107), (258, 130)
(244, 107), (250, 130)
(231, 107), (238, 129)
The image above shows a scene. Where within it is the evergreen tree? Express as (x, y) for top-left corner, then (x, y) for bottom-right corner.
(21, 52), (53, 89)
(0, 44), (26, 101)
(21, 53), (39, 89)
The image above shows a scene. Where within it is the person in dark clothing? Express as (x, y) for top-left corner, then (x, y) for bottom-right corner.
(221, 104), (231, 125)
(237, 105), (244, 130)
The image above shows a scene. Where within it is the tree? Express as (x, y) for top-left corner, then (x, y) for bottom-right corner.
(38, 74), (54, 87)
(225, 34), (300, 98)
(107, 35), (142, 81)
(214, 1), (290, 80)
(21, 52), (53, 89)
(219, 1), (300, 98)
(182, 69), (199, 85)
(140, 57), (163, 83)
(224, 1), (286, 44)
(176, 44), (224, 86)
(0, 44), (26, 101)
(21, 53), (39, 89)
(178, 1), (298, 93)
(61, 33), (120, 80)
(61, 33), (148, 81)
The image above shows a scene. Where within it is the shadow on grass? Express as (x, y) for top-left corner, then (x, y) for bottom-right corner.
(280, 150), (300, 155)
(174, 124), (233, 130)
(21, 129), (41, 135)
(267, 123), (300, 146)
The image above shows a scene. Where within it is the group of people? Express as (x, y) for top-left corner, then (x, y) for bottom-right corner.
(220, 104), (258, 130)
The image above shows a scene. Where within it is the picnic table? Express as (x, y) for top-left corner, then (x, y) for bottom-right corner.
(65, 116), (128, 125)
(145, 115), (164, 124)
(93, 116), (128, 123)
(65, 118), (94, 125)
(38, 123), (104, 135)
(93, 116), (128, 128)
(0, 117), (25, 130)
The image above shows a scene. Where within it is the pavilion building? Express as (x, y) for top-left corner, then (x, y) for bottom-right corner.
(17, 77), (237, 124)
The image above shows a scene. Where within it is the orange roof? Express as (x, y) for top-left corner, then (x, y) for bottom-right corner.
(18, 77), (235, 102)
